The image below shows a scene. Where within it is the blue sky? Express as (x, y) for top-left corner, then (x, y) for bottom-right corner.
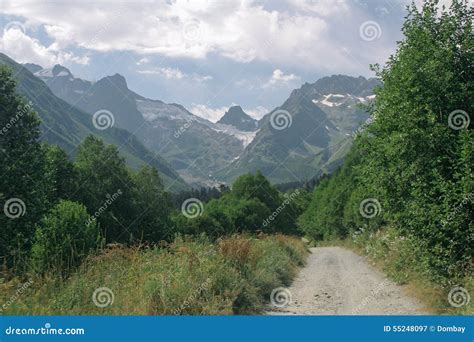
(0, 0), (442, 121)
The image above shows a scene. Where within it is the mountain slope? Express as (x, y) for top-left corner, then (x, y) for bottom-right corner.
(0, 53), (187, 191)
(219, 75), (380, 183)
(33, 64), (246, 186)
(35, 65), (145, 133)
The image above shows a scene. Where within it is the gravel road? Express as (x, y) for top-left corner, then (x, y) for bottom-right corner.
(267, 247), (427, 315)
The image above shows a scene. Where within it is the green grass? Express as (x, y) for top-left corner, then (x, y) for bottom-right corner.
(0, 234), (307, 315)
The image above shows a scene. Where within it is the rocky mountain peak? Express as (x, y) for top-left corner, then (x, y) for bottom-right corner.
(217, 105), (257, 132)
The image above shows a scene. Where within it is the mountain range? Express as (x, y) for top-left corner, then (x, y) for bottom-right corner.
(24, 62), (255, 187)
(2, 53), (380, 189)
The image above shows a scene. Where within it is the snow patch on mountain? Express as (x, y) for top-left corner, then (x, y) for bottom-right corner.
(137, 99), (191, 122)
(313, 93), (377, 107)
(211, 123), (259, 147)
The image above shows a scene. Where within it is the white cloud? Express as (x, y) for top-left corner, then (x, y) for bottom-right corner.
(137, 66), (212, 82)
(286, 0), (350, 16)
(190, 104), (229, 122)
(138, 67), (185, 79)
(264, 69), (300, 87)
(0, 0), (360, 70)
(0, 26), (89, 67)
(192, 74), (213, 82)
(245, 106), (269, 120)
(136, 57), (150, 66)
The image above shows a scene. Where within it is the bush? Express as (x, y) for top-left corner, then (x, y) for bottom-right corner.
(31, 200), (102, 277)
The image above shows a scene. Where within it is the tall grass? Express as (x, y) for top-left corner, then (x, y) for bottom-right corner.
(0, 234), (307, 315)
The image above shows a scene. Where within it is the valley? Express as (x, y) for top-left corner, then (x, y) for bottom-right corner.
(0, 0), (472, 321)
(14, 57), (380, 188)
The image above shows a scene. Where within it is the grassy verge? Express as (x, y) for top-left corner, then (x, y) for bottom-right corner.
(0, 234), (307, 315)
(312, 227), (473, 315)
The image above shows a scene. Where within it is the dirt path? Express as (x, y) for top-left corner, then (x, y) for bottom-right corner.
(267, 247), (427, 315)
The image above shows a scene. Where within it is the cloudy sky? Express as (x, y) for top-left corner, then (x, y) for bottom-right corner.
(0, 0), (439, 121)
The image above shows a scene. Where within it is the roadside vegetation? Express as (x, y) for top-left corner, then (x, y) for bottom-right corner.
(0, 235), (306, 315)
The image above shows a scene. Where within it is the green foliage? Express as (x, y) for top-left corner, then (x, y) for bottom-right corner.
(0, 66), (47, 271)
(74, 135), (136, 243)
(298, 146), (366, 239)
(232, 171), (280, 210)
(174, 172), (303, 237)
(231, 171), (302, 234)
(225, 197), (271, 233)
(131, 166), (173, 242)
(31, 200), (101, 277)
(44, 144), (78, 204)
(300, 0), (473, 282)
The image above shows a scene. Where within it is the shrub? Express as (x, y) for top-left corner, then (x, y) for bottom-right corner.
(31, 200), (102, 277)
